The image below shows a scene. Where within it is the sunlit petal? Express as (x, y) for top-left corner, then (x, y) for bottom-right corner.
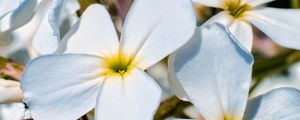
(120, 0), (196, 70)
(95, 68), (161, 120)
(21, 54), (105, 120)
(169, 24), (253, 120)
(245, 8), (300, 50)
(229, 20), (253, 51)
(244, 87), (300, 120)
(65, 4), (119, 57)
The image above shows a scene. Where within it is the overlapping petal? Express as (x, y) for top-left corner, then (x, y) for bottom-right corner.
(169, 24), (253, 120)
(95, 68), (161, 120)
(205, 12), (253, 51)
(0, 0), (20, 17)
(244, 88), (300, 120)
(204, 11), (234, 26)
(33, 0), (79, 54)
(0, 0), (37, 32)
(245, 8), (300, 50)
(120, 0), (196, 70)
(65, 4), (119, 58)
(21, 54), (105, 120)
(229, 20), (253, 51)
(0, 79), (23, 103)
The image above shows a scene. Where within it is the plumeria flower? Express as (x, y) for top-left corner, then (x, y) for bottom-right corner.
(0, 0), (37, 44)
(32, 0), (79, 55)
(169, 23), (300, 120)
(193, 0), (300, 51)
(21, 0), (196, 119)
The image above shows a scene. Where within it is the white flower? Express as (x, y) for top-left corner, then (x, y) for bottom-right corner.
(194, 0), (300, 51)
(21, 0), (196, 119)
(0, 0), (37, 44)
(169, 23), (300, 120)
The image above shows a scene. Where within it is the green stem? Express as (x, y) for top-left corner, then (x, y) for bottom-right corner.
(154, 96), (192, 120)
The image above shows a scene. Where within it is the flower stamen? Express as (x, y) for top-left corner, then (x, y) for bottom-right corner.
(103, 53), (134, 76)
(224, 0), (251, 18)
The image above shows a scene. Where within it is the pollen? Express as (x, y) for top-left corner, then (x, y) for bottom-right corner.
(103, 53), (134, 76)
(224, 0), (251, 18)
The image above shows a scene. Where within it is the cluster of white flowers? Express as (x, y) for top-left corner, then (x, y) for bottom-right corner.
(1, 0), (300, 120)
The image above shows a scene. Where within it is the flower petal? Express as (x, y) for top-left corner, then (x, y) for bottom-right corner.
(229, 20), (253, 51)
(205, 11), (234, 26)
(120, 0), (196, 70)
(169, 24), (253, 120)
(0, 0), (20, 17)
(245, 8), (300, 50)
(244, 87), (300, 120)
(244, 0), (274, 7)
(0, 0), (37, 32)
(33, 0), (79, 54)
(168, 55), (190, 101)
(21, 54), (105, 120)
(95, 68), (162, 120)
(0, 79), (23, 103)
(193, 0), (225, 8)
(0, 103), (24, 120)
(65, 4), (119, 57)
(205, 12), (253, 51)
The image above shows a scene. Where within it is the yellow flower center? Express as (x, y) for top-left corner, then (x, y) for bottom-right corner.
(224, 0), (251, 18)
(103, 53), (134, 77)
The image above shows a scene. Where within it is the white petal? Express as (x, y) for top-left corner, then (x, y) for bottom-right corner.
(0, 79), (23, 103)
(32, 0), (61, 54)
(65, 4), (119, 57)
(0, 0), (37, 32)
(244, 0), (274, 7)
(204, 11), (234, 28)
(0, 0), (20, 17)
(58, 0), (79, 36)
(245, 8), (300, 50)
(168, 55), (190, 101)
(120, 0), (196, 70)
(244, 87), (300, 120)
(229, 20), (253, 51)
(192, 0), (225, 8)
(205, 12), (253, 51)
(95, 68), (162, 120)
(21, 54), (105, 120)
(33, 0), (80, 55)
(169, 24), (253, 120)
(0, 103), (24, 120)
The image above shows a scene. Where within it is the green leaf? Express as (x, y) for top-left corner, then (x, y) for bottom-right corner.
(0, 56), (8, 69)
